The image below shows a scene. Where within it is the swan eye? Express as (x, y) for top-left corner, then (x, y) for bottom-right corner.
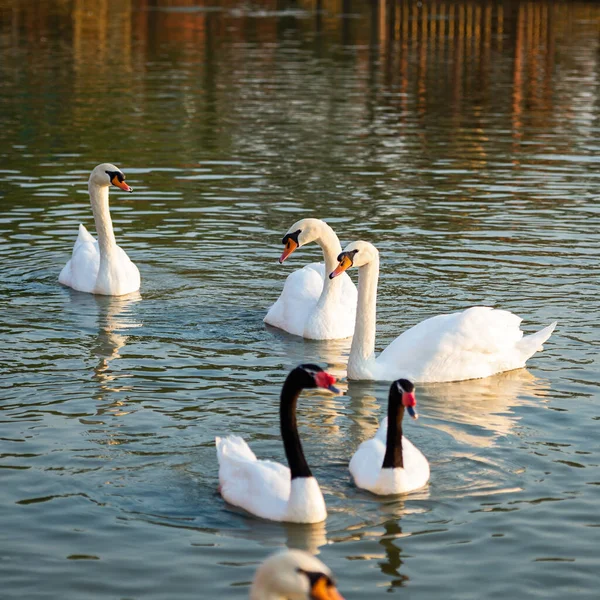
(281, 229), (301, 246)
(105, 170), (124, 185)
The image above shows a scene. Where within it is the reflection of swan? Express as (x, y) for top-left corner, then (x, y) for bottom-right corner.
(91, 292), (142, 373)
(421, 369), (550, 447)
(266, 327), (351, 382)
(251, 549), (344, 600)
(377, 520), (408, 589)
(330, 241), (556, 382)
(66, 290), (142, 412)
(59, 163), (140, 296)
(216, 365), (339, 523)
(264, 219), (357, 339)
(283, 521), (328, 555)
(350, 380), (430, 495)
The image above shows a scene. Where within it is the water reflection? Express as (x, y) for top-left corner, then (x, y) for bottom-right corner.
(3, 0), (600, 170)
(422, 369), (550, 448)
(67, 289), (142, 412)
(378, 520), (409, 589)
(265, 325), (352, 379)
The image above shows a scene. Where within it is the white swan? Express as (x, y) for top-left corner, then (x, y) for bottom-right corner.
(329, 241), (557, 383)
(251, 549), (344, 600)
(350, 379), (430, 495)
(216, 364), (339, 524)
(59, 163), (140, 296)
(264, 219), (357, 340)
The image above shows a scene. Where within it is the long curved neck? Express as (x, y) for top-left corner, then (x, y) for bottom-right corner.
(280, 373), (312, 479)
(311, 224), (345, 306)
(349, 255), (379, 365)
(313, 223), (343, 277)
(382, 389), (405, 469)
(89, 183), (116, 256)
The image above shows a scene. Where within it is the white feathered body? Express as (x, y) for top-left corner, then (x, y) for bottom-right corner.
(59, 224), (140, 296)
(349, 306), (556, 383)
(264, 262), (357, 340)
(349, 417), (430, 495)
(215, 435), (327, 524)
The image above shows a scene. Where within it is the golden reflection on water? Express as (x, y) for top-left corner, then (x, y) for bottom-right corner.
(3, 0), (600, 144)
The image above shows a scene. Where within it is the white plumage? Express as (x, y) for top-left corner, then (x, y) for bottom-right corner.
(349, 417), (430, 495)
(331, 241), (556, 383)
(216, 365), (337, 524)
(250, 549), (343, 600)
(264, 219), (357, 340)
(59, 163), (140, 296)
(216, 436), (326, 524)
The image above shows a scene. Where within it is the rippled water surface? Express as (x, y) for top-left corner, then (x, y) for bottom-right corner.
(1, 0), (600, 598)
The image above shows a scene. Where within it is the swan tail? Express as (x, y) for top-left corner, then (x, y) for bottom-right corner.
(75, 223), (95, 247)
(215, 435), (257, 464)
(517, 321), (557, 361)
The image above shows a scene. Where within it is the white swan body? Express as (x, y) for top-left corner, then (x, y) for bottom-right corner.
(350, 417), (430, 495)
(264, 219), (357, 340)
(216, 365), (338, 524)
(331, 241), (556, 383)
(59, 163), (140, 296)
(251, 549), (344, 600)
(216, 435), (326, 523)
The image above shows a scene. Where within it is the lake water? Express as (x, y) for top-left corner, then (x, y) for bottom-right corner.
(1, 0), (599, 598)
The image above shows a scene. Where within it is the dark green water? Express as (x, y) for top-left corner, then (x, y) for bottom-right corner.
(1, 0), (599, 598)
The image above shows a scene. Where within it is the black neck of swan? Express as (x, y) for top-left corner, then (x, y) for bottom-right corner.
(280, 369), (312, 479)
(382, 385), (405, 470)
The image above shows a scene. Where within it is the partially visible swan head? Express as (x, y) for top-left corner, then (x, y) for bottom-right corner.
(279, 218), (329, 264)
(393, 378), (418, 419)
(292, 364), (340, 394)
(329, 240), (378, 279)
(89, 163), (133, 193)
(250, 549), (344, 600)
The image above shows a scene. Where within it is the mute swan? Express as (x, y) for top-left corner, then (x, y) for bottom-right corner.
(59, 163), (140, 296)
(350, 379), (430, 495)
(251, 549), (344, 600)
(329, 241), (556, 383)
(264, 219), (357, 339)
(216, 364), (339, 524)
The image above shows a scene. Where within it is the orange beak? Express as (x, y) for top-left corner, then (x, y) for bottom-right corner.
(112, 175), (133, 193)
(279, 238), (298, 264)
(329, 255), (352, 279)
(310, 577), (345, 600)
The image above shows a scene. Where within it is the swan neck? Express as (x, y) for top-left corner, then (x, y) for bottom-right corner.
(89, 182), (116, 254)
(349, 257), (379, 364)
(382, 391), (405, 469)
(280, 374), (312, 479)
(315, 223), (343, 278)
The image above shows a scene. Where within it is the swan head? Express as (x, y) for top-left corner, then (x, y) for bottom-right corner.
(250, 549), (344, 600)
(279, 218), (328, 264)
(393, 378), (418, 419)
(329, 240), (378, 278)
(89, 163), (133, 193)
(292, 364), (340, 394)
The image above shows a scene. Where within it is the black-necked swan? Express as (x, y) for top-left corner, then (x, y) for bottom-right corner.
(216, 364), (339, 524)
(59, 163), (139, 296)
(250, 549), (344, 600)
(350, 379), (430, 495)
(264, 218), (357, 340)
(329, 240), (556, 382)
